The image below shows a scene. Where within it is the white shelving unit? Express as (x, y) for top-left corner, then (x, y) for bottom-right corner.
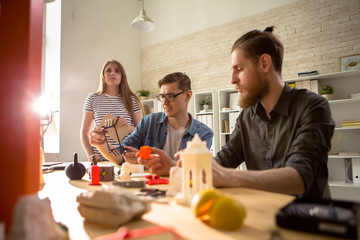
(193, 91), (218, 155)
(217, 88), (246, 170)
(140, 99), (162, 117)
(217, 88), (241, 148)
(286, 69), (360, 201)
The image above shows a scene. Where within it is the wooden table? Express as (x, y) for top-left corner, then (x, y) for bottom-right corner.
(39, 167), (346, 240)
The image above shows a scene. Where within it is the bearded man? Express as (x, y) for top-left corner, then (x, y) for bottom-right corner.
(212, 26), (335, 199)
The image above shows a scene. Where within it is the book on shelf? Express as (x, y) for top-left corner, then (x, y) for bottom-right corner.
(288, 82), (295, 88)
(291, 79), (319, 94)
(338, 152), (360, 156)
(297, 70), (319, 77)
(196, 114), (213, 130)
(341, 119), (360, 128)
(310, 79), (318, 94)
(222, 120), (230, 133)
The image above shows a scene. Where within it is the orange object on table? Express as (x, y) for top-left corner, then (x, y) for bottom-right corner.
(137, 146), (151, 159)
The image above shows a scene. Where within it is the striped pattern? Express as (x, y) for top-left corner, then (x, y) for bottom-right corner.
(84, 93), (141, 159)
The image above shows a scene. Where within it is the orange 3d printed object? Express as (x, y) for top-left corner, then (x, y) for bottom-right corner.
(137, 146), (151, 159)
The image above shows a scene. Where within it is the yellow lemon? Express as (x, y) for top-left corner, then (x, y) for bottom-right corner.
(191, 188), (221, 218)
(208, 195), (246, 230)
(191, 188), (246, 230)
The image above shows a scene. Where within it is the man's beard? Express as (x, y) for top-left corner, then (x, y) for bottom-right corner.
(237, 77), (269, 109)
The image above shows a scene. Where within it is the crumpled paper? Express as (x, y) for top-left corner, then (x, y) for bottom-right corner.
(76, 190), (151, 227)
(10, 194), (68, 240)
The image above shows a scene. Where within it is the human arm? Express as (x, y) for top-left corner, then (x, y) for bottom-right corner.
(89, 126), (123, 165)
(138, 147), (177, 176)
(211, 158), (304, 194)
(80, 111), (102, 163)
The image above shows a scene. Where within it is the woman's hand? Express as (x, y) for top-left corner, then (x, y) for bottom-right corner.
(88, 154), (102, 165)
(90, 126), (105, 146)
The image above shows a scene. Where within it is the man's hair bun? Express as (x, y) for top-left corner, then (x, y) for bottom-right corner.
(264, 26), (274, 33)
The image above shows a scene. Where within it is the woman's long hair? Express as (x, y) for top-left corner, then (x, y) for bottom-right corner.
(96, 60), (140, 116)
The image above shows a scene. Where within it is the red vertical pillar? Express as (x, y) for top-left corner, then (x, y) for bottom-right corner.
(0, 0), (43, 232)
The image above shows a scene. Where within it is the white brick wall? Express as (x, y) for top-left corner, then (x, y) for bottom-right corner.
(141, 0), (360, 97)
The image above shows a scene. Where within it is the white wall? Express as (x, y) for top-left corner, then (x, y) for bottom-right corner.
(59, 0), (141, 161)
(142, 0), (298, 47)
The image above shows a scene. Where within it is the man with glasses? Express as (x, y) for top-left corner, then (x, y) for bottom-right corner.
(89, 72), (213, 170)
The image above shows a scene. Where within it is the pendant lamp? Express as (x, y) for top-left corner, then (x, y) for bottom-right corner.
(130, 0), (155, 32)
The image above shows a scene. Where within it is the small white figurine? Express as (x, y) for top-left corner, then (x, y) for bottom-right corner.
(166, 166), (182, 196)
(120, 162), (131, 181)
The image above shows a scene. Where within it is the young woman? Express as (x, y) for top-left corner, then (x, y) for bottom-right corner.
(80, 60), (141, 164)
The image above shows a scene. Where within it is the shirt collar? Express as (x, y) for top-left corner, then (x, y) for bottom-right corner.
(159, 112), (194, 134)
(272, 83), (292, 117)
(252, 83), (292, 119)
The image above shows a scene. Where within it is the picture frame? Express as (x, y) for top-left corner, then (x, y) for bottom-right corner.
(339, 54), (360, 72)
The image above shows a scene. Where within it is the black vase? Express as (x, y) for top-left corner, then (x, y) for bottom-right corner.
(65, 152), (86, 180)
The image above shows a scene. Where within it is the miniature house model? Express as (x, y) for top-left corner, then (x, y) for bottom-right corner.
(177, 134), (213, 205)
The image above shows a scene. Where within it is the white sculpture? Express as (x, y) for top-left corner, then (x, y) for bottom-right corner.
(176, 134), (213, 205)
(120, 162), (131, 181)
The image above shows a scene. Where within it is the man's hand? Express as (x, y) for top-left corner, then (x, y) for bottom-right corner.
(90, 126), (106, 146)
(138, 147), (176, 176)
(122, 146), (139, 164)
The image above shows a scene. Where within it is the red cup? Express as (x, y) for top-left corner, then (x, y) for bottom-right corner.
(89, 165), (102, 185)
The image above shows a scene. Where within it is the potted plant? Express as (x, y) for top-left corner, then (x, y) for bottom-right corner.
(200, 97), (211, 111)
(137, 90), (150, 100)
(318, 84), (334, 100)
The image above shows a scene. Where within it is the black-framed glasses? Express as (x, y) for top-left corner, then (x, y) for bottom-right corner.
(156, 91), (187, 102)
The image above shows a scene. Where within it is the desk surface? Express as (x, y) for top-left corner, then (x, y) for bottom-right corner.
(40, 168), (345, 240)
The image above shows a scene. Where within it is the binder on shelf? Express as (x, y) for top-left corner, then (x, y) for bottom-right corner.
(196, 114), (213, 130)
(311, 80), (318, 94)
(222, 120), (229, 133)
(229, 112), (238, 132)
(229, 92), (240, 110)
(352, 159), (360, 184)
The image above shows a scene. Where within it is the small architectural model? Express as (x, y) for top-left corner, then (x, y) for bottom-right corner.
(176, 134), (213, 205)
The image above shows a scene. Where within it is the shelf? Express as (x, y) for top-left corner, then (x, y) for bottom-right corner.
(328, 155), (360, 159)
(220, 132), (231, 135)
(220, 110), (240, 114)
(329, 181), (360, 188)
(195, 112), (213, 115)
(335, 127), (360, 131)
(285, 69), (360, 82)
(328, 97), (360, 104)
